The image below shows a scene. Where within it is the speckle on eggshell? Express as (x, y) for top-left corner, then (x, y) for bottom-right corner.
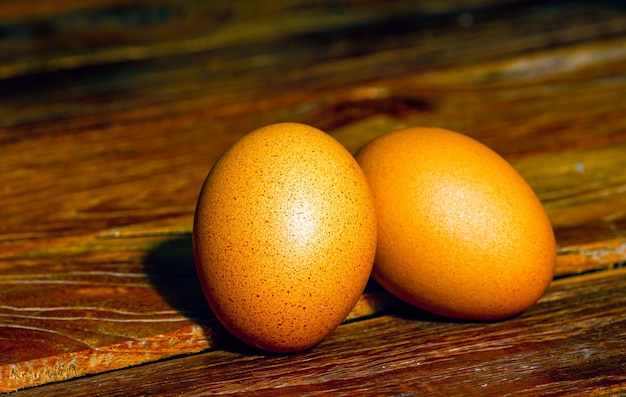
(193, 122), (377, 353)
(355, 126), (556, 320)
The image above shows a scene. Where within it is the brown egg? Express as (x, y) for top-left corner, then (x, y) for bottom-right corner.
(355, 127), (556, 320)
(193, 122), (377, 352)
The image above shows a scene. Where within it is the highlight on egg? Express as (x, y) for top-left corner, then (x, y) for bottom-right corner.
(355, 126), (556, 320)
(193, 122), (377, 353)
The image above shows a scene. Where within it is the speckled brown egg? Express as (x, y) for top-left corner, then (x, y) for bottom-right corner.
(355, 127), (556, 320)
(193, 122), (377, 353)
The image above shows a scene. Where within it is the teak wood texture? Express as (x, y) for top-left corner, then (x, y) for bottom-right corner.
(1, 0), (625, 395)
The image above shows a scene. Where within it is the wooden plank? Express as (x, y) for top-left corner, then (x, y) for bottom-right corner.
(0, 0), (524, 80)
(1, 128), (625, 390)
(11, 266), (626, 396)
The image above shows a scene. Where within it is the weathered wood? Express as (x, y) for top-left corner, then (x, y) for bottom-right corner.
(1, 0), (626, 393)
(12, 267), (626, 396)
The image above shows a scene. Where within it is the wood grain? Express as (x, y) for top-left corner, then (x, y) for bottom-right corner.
(1, 0), (626, 393)
(12, 267), (626, 396)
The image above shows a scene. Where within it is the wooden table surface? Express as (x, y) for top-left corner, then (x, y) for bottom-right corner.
(2, 0), (626, 395)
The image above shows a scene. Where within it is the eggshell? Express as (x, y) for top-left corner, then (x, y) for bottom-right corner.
(193, 122), (377, 352)
(355, 127), (556, 320)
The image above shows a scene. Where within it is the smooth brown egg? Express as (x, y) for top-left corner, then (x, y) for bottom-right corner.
(355, 127), (556, 320)
(193, 122), (377, 352)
